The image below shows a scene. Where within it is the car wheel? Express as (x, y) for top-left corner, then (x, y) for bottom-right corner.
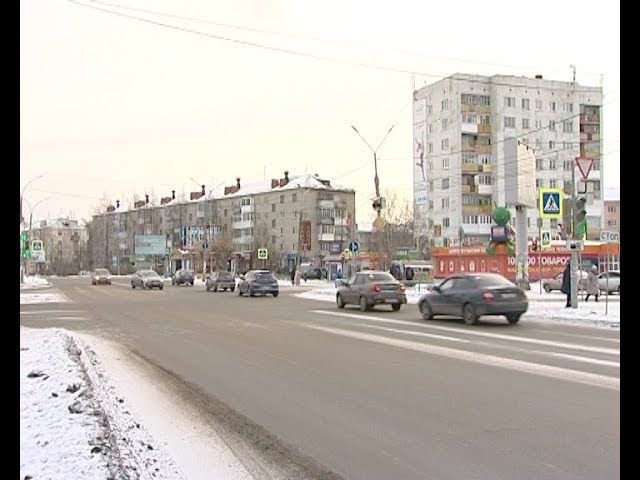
(131, 283), (135, 289)
(336, 294), (345, 309)
(359, 297), (369, 312)
(419, 301), (433, 320)
(248, 289), (255, 297)
(214, 286), (218, 292)
(190, 281), (194, 285)
(206, 285), (210, 291)
(238, 288), (243, 296)
(506, 313), (521, 324)
(617, 285), (621, 295)
(273, 292), (278, 297)
(230, 287), (235, 292)
(463, 303), (478, 325)
(159, 285), (164, 291)
(543, 284), (552, 293)
(391, 303), (401, 311)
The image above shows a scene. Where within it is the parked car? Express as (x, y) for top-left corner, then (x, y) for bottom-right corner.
(541, 270), (588, 293)
(336, 270), (407, 311)
(598, 270), (620, 294)
(172, 268), (195, 286)
(302, 267), (328, 281)
(91, 268), (111, 285)
(131, 269), (164, 290)
(237, 270), (279, 297)
(417, 273), (528, 325)
(206, 271), (236, 292)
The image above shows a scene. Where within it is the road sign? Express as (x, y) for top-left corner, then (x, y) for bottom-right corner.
(540, 230), (551, 248)
(32, 240), (43, 252)
(539, 188), (563, 219)
(257, 248), (268, 259)
(32, 250), (46, 263)
(342, 248), (352, 259)
(373, 216), (385, 230)
(599, 230), (620, 243)
(349, 240), (359, 252)
(575, 157), (594, 180)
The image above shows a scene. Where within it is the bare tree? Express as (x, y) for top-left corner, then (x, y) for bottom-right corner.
(210, 231), (234, 270)
(381, 191), (415, 259)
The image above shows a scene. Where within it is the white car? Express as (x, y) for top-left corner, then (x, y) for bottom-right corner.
(598, 270), (620, 294)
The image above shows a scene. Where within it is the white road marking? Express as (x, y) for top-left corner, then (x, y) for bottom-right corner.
(305, 325), (619, 391)
(310, 310), (619, 356)
(543, 352), (620, 368)
(20, 310), (84, 315)
(356, 325), (470, 343)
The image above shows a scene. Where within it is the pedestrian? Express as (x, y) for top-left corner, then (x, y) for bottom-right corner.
(584, 265), (600, 302)
(290, 266), (296, 283)
(561, 263), (572, 308)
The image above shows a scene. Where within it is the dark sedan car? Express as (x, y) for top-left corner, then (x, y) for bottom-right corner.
(206, 271), (236, 292)
(172, 268), (195, 286)
(336, 271), (407, 311)
(302, 267), (328, 281)
(131, 270), (164, 290)
(417, 273), (528, 325)
(237, 270), (279, 297)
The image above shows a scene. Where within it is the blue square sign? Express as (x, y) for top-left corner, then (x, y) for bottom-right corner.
(539, 188), (563, 219)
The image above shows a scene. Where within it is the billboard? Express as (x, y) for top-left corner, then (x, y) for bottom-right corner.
(504, 138), (537, 208)
(134, 235), (167, 255)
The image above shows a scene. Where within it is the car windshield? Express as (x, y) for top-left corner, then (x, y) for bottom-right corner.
(95, 269), (109, 275)
(141, 271), (159, 277)
(255, 272), (276, 282)
(217, 272), (233, 279)
(469, 274), (514, 287)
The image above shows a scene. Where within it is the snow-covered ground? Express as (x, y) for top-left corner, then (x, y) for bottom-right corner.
(20, 275), (51, 289)
(20, 276), (620, 478)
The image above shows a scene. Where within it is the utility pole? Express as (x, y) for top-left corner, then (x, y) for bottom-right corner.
(351, 124), (395, 270)
(569, 161), (579, 309)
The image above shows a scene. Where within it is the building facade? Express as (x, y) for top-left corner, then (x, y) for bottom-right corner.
(27, 218), (88, 275)
(413, 73), (604, 247)
(603, 199), (620, 234)
(88, 172), (356, 275)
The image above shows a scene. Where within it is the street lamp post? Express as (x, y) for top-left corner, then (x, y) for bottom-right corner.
(22, 197), (50, 277)
(351, 124), (395, 270)
(20, 174), (45, 283)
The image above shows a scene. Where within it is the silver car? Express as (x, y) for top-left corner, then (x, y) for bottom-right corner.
(206, 271), (236, 292)
(91, 268), (111, 285)
(131, 270), (164, 290)
(598, 270), (620, 294)
(336, 271), (407, 311)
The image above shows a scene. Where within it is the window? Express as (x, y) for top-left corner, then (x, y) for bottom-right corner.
(442, 119), (449, 130)
(563, 121), (573, 133)
(564, 160), (572, 171)
(521, 98), (530, 110)
(505, 97), (515, 108)
(427, 143), (433, 153)
(563, 141), (571, 150)
(442, 178), (450, 189)
(522, 118), (530, 129)
(536, 159), (544, 170)
(427, 105), (433, 115)
(429, 124), (434, 134)
(271, 235), (276, 244)
(549, 120), (556, 131)
(443, 218), (450, 227)
(441, 99), (449, 110)
(549, 141), (556, 149)
(536, 178), (543, 187)
(442, 158), (449, 169)
(564, 102), (573, 113)
(442, 198), (449, 208)
(280, 227), (283, 235)
(608, 205), (617, 213)
(549, 160), (557, 169)
(428, 200), (433, 211)
(535, 99), (543, 110)
(280, 195), (285, 204)
(504, 117), (516, 128)
(441, 139), (449, 150)
(271, 204), (276, 212)
(549, 101), (556, 111)
(292, 193), (297, 202)
(280, 212), (285, 218)
(535, 120), (542, 130)
(271, 219), (276, 228)
(549, 179), (557, 188)
(241, 198), (251, 206)
(429, 181), (434, 192)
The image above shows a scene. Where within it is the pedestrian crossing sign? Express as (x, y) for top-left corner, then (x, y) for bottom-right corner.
(540, 230), (551, 248)
(539, 188), (563, 219)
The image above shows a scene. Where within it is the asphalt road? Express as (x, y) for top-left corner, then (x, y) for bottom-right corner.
(21, 277), (620, 480)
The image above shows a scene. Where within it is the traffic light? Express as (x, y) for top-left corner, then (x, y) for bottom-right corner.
(23, 240), (31, 258)
(575, 197), (587, 240)
(372, 197), (382, 212)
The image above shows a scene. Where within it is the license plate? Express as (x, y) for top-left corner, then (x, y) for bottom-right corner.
(386, 299), (399, 303)
(503, 293), (516, 298)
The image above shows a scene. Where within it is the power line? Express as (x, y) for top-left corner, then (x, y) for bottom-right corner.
(81, 0), (610, 78)
(68, 0), (609, 91)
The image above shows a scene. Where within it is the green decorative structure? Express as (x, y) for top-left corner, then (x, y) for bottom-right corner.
(486, 205), (516, 256)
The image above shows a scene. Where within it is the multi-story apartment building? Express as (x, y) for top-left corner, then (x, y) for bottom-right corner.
(89, 172), (356, 274)
(603, 200), (620, 234)
(28, 218), (88, 275)
(413, 73), (604, 247)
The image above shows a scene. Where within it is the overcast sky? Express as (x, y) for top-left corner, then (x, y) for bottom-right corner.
(20, 0), (620, 225)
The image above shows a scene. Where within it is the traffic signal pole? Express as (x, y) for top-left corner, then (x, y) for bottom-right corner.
(570, 162), (579, 308)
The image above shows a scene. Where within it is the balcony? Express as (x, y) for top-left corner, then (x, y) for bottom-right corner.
(319, 217), (335, 225)
(480, 164), (492, 173)
(240, 204), (255, 214)
(580, 132), (600, 143)
(462, 163), (481, 173)
(232, 220), (254, 229)
(462, 184), (478, 194)
(461, 223), (492, 235)
(318, 200), (335, 209)
(475, 144), (491, 154)
(478, 184), (492, 195)
(461, 103), (490, 114)
(462, 205), (493, 215)
(318, 233), (335, 242)
(461, 122), (478, 134)
(580, 113), (600, 124)
(477, 124), (492, 135)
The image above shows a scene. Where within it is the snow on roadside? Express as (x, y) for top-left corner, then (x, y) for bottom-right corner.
(20, 275), (51, 289)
